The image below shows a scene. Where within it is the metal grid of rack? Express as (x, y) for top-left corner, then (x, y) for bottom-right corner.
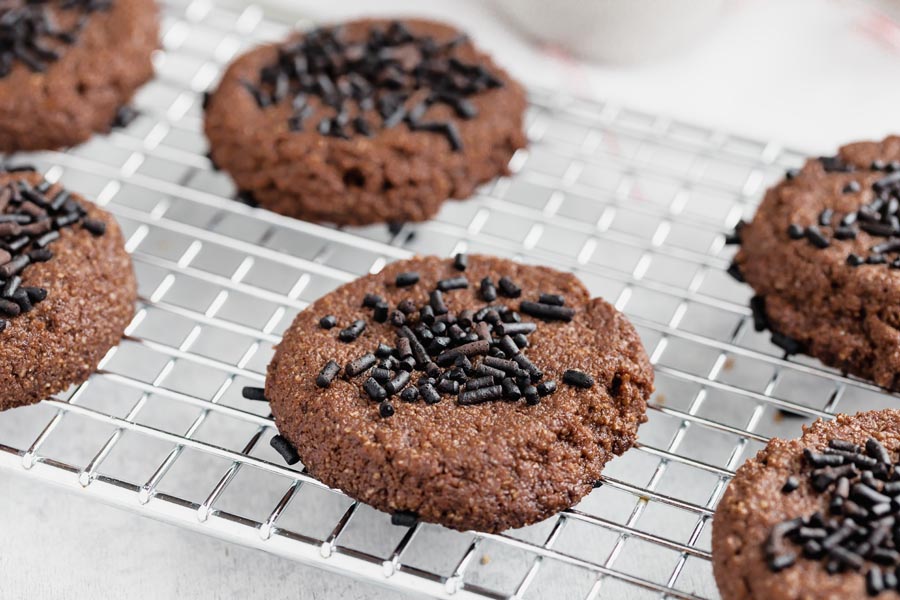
(2, 0), (892, 598)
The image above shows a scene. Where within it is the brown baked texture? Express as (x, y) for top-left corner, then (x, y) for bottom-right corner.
(0, 171), (137, 411)
(735, 135), (900, 389)
(0, 0), (159, 153)
(265, 255), (653, 533)
(204, 18), (528, 226)
(712, 410), (900, 600)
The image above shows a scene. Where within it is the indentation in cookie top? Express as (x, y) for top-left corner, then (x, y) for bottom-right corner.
(240, 21), (505, 150)
(0, 166), (107, 333)
(766, 435), (900, 596)
(0, 0), (112, 77)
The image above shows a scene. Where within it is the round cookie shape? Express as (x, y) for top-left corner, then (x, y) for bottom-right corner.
(204, 19), (527, 226)
(0, 0), (159, 153)
(264, 255), (653, 533)
(712, 410), (900, 600)
(734, 135), (900, 389)
(0, 168), (137, 411)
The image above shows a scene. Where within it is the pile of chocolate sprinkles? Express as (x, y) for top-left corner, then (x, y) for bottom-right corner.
(768, 436), (900, 596)
(243, 254), (597, 462)
(0, 0), (111, 77)
(243, 21), (505, 150)
(0, 165), (106, 332)
(786, 158), (900, 267)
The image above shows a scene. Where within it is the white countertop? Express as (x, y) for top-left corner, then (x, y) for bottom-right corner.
(4, 1), (900, 599)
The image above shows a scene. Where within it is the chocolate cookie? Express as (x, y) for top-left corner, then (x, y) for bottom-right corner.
(258, 254), (653, 533)
(0, 0), (158, 153)
(733, 136), (900, 389)
(712, 410), (900, 599)
(0, 167), (136, 412)
(204, 19), (527, 226)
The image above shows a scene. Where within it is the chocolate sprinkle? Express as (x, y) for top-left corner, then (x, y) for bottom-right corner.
(345, 353), (376, 377)
(458, 384), (502, 405)
(806, 225), (830, 249)
(316, 359), (341, 388)
(111, 105), (139, 129)
(519, 300), (575, 322)
(241, 386), (267, 401)
(835, 227), (858, 241)
(727, 262), (745, 283)
(373, 301), (389, 323)
(848, 253), (866, 267)
(391, 510), (419, 527)
(781, 476), (800, 494)
(750, 295), (769, 332)
(497, 276), (521, 298)
(479, 276), (497, 302)
(362, 293), (385, 308)
(501, 377), (521, 400)
(419, 382), (440, 404)
(339, 319), (367, 342)
(396, 271), (420, 287)
(538, 293), (565, 306)
(787, 224), (805, 240)
(437, 275), (468, 291)
(536, 380), (557, 396)
(365, 377), (387, 401)
(771, 331), (803, 355)
(245, 21), (505, 150)
(562, 369), (594, 389)
(270, 434), (301, 465)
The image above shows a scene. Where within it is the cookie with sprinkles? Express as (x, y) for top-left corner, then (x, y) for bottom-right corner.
(204, 19), (527, 226)
(259, 254), (653, 532)
(0, 0), (158, 153)
(732, 135), (900, 389)
(0, 167), (136, 411)
(712, 410), (900, 599)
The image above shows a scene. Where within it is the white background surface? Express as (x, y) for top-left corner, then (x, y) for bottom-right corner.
(3, 1), (900, 599)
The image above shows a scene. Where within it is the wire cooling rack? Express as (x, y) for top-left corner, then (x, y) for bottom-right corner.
(3, 1), (894, 598)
